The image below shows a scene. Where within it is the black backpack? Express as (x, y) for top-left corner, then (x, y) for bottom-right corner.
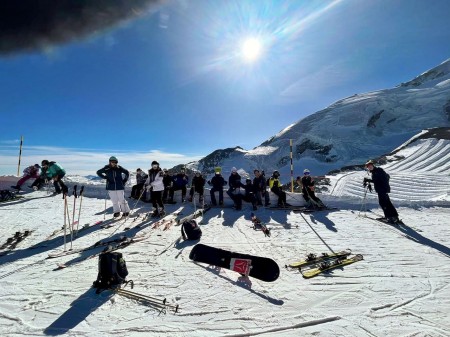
(93, 250), (129, 290)
(181, 220), (202, 240)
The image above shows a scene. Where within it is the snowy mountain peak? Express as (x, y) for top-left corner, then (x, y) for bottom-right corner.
(400, 58), (450, 88)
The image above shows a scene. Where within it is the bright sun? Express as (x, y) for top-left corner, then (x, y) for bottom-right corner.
(241, 38), (262, 62)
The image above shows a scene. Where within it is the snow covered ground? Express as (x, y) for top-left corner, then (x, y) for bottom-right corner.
(0, 138), (449, 337)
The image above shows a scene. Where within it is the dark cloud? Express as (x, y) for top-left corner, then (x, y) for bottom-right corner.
(0, 0), (163, 55)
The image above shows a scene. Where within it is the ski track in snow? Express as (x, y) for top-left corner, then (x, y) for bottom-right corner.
(1, 139), (450, 336)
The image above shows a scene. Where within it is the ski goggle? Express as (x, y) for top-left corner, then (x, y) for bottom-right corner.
(304, 172), (310, 175)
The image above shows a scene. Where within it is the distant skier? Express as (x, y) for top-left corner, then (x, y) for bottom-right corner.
(208, 167), (227, 206)
(364, 160), (399, 223)
(41, 160), (68, 195)
(268, 171), (287, 207)
(144, 161), (165, 217)
(11, 164), (40, 190)
(96, 156), (130, 218)
(301, 169), (325, 208)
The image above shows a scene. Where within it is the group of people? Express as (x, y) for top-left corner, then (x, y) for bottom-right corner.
(12, 160), (67, 195)
(12, 156), (399, 224)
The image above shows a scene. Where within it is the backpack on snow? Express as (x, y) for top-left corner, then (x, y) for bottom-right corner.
(0, 190), (18, 202)
(93, 250), (129, 291)
(181, 219), (202, 240)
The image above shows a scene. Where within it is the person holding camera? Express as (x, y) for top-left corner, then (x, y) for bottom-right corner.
(364, 160), (399, 223)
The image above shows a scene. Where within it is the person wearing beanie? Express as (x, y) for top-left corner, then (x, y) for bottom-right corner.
(168, 168), (189, 203)
(207, 168), (227, 206)
(130, 168), (148, 199)
(144, 160), (165, 217)
(41, 160), (68, 195)
(96, 156), (130, 218)
(11, 164), (41, 190)
(301, 169), (325, 209)
(364, 160), (399, 223)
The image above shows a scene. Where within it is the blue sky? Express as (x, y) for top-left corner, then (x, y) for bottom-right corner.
(1, 0), (450, 175)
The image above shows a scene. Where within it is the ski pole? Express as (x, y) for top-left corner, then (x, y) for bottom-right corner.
(63, 193), (68, 251)
(75, 186), (84, 236)
(129, 187), (146, 216)
(103, 188), (108, 220)
(69, 185), (78, 249)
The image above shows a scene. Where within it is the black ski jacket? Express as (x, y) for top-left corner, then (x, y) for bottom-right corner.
(368, 167), (390, 194)
(97, 165), (129, 191)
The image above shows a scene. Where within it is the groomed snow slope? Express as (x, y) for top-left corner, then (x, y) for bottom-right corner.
(0, 138), (449, 336)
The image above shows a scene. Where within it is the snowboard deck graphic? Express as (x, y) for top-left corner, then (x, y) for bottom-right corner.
(189, 243), (280, 282)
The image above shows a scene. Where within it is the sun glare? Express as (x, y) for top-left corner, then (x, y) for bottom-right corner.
(241, 38), (262, 62)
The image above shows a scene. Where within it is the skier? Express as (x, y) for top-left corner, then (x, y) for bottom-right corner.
(144, 161), (165, 217)
(208, 167), (227, 206)
(268, 171), (287, 207)
(96, 156), (130, 218)
(252, 169), (270, 206)
(11, 164), (41, 190)
(181, 219), (202, 241)
(301, 169), (325, 208)
(130, 168), (147, 200)
(168, 168), (189, 203)
(226, 167), (244, 210)
(188, 172), (206, 203)
(41, 160), (68, 195)
(364, 160), (399, 223)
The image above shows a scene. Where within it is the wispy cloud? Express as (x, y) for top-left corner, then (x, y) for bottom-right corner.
(0, 145), (203, 176)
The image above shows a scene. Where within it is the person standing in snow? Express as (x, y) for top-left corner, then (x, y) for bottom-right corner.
(301, 169), (325, 208)
(41, 160), (68, 195)
(145, 160), (165, 217)
(364, 160), (399, 223)
(11, 164), (41, 190)
(96, 156), (130, 218)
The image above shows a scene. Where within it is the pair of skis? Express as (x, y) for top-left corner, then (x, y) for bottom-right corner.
(250, 213), (271, 237)
(286, 250), (363, 278)
(0, 230), (33, 256)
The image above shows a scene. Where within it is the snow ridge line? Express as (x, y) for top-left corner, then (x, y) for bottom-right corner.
(223, 316), (341, 337)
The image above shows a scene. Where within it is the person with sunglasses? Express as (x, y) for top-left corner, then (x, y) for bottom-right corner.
(97, 156), (130, 218)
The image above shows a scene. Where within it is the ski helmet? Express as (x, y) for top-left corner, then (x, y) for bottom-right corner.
(273, 170), (280, 177)
(303, 169), (310, 174)
(109, 156), (118, 162)
(365, 160), (374, 166)
(231, 167), (237, 173)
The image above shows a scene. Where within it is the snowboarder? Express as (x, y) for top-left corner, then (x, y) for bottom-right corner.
(208, 167), (227, 206)
(41, 160), (68, 195)
(268, 171), (287, 207)
(96, 156), (130, 218)
(11, 164), (41, 190)
(189, 172), (206, 203)
(168, 168), (189, 203)
(364, 160), (399, 223)
(301, 169), (325, 208)
(130, 168), (147, 200)
(144, 161), (165, 217)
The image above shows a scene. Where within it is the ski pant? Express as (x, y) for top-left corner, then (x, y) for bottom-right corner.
(236, 193), (257, 209)
(189, 186), (204, 198)
(255, 190), (270, 206)
(210, 187), (223, 205)
(108, 190), (130, 213)
(303, 189), (323, 206)
(169, 185), (186, 201)
(131, 183), (144, 199)
(17, 173), (39, 187)
(378, 193), (398, 218)
(271, 187), (287, 206)
(53, 174), (68, 194)
(151, 190), (164, 210)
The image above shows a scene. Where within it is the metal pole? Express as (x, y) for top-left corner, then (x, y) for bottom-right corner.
(17, 136), (23, 176)
(290, 139), (294, 192)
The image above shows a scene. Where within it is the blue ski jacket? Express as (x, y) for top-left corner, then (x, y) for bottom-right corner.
(97, 165), (129, 191)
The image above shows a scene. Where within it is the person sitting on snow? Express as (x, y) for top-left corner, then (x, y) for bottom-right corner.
(301, 169), (325, 208)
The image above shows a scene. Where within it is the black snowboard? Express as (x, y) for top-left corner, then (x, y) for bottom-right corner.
(189, 244), (280, 282)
